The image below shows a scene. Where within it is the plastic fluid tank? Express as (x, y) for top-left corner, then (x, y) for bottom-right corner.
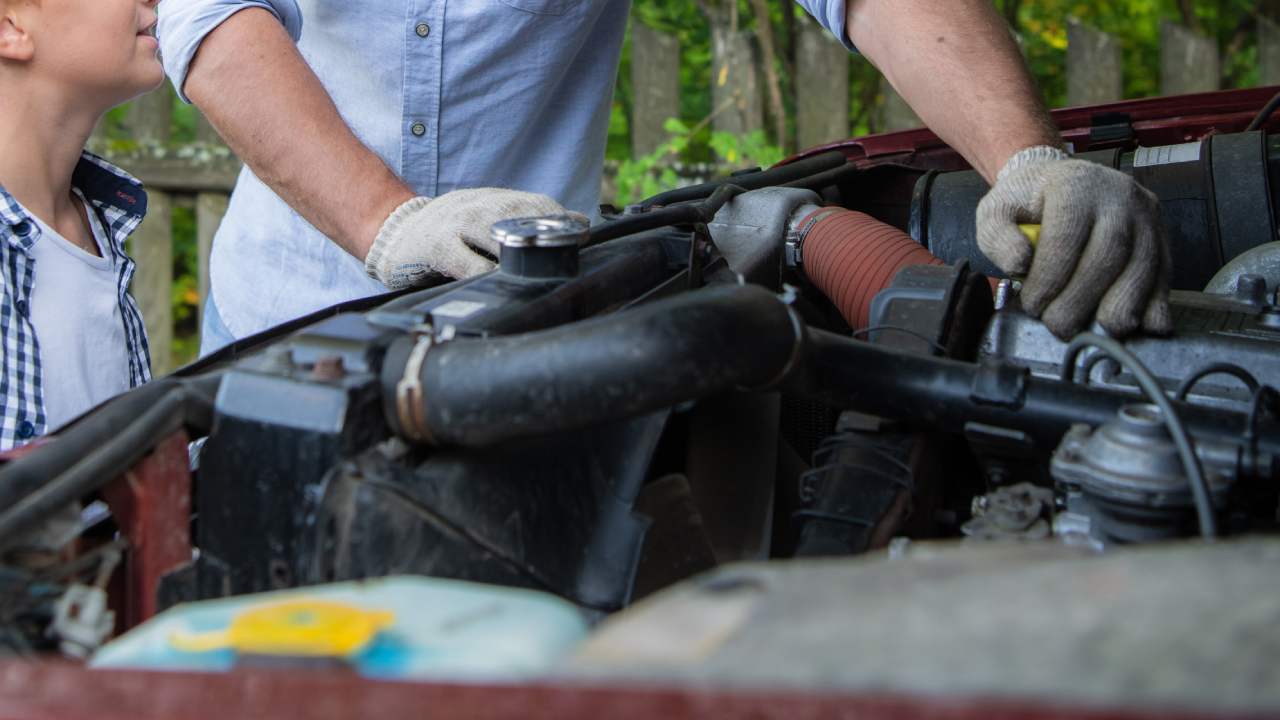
(91, 576), (589, 681)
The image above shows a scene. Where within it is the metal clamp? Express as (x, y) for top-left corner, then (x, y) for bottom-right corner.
(747, 296), (808, 392)
(395, 326), (442, 445)
(784, 204), (835, 270)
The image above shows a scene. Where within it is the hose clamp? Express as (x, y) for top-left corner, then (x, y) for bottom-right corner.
(747, 295), (809, 392)
(395, 325), (450, 445)
(784, 205), (835, 270)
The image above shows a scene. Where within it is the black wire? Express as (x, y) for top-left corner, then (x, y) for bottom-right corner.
(1175, 363), (1262, 402)
(1061, 334), (1217, 540)
(583, 184), (747, 250)
(851, 325), (948, 356)
(1247, 89), (1280, 132)
(638, 151), (847, 210)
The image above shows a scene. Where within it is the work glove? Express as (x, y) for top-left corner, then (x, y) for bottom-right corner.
(976, 146), (1173, 340)
(366, 189), (584, 289)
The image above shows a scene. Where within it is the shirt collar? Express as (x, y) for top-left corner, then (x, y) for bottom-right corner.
(0, 151), (147, 248)
(71, 151), (148, 220)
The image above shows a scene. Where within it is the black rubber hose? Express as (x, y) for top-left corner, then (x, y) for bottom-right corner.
(792, 329), (1280, 458)
(0, 374), (222, 552)
(0, 374), (216, 508)
(585, 183), (746, 250)
(382, 284), (803, 447)
(638, 151), (847, 210)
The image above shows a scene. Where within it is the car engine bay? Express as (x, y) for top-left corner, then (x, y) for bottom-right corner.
(0, 92), (1276, 703)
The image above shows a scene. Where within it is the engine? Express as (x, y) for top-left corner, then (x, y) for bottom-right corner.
(0, 128), (1278, 643)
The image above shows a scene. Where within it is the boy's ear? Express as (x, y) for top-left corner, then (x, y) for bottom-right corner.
(0, 10), (35, 63)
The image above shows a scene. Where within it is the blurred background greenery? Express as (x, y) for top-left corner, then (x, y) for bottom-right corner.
(97, 0), (1275, 368)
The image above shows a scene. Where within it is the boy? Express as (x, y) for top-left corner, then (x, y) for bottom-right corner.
(0, 0), (161, 450)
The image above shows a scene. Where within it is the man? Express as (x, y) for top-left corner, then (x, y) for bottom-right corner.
(159, 0), (1170, 353)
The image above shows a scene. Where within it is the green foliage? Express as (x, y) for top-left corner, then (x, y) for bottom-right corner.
(996, 0), (1260, 107)
(614, 118), (784, 205)
(170, 205), (201, 365)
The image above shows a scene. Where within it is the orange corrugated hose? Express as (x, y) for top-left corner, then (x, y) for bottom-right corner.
(799, 208), (946, 329)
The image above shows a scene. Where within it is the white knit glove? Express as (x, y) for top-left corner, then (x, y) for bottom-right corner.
(366, 189), (583, 288)
(976, 146), (1173, 339)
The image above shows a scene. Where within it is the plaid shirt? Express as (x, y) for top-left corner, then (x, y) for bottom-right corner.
(0, 152), (151, 451)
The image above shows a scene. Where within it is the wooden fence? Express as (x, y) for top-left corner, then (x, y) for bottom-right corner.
(110, 17), (1279, 375)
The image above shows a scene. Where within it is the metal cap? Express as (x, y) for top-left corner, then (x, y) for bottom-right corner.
(490, 215), (588, 250)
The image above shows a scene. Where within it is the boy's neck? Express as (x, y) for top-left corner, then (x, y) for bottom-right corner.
(0, 75), (107, 231)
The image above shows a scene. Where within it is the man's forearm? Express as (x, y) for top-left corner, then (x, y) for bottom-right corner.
(846, 0), (1061, 182)
(184, 8), (413, 259)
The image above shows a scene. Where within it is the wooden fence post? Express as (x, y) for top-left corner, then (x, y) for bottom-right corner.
(795, 22), (849, 149)
(194, 113), (231, 338)
(631, 24), (681, 158)
(1160, 21), (1220, 95)
(125, 88), (174, 145)
(131, 192), (174, 377)
(124, 87), (176, 376)
(1262, 15), (1280, 87)
(1067, 20), (1123, 107)
(711, 25), (764, 138)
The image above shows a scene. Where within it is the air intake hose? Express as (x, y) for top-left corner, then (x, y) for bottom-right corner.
(791, 206), (945, 329)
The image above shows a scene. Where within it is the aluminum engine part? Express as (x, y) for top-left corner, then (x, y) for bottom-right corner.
(960, 483), (1055, 542)
(1050, 404), (1236, 545)
(979, 278), (1280, 413)
(1205, 242), (1280, 299)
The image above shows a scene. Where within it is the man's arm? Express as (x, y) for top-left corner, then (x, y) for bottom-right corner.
(183, 8), (412, 259)
(845, 0), (1058, 183)
(844, 0), (1170, 340)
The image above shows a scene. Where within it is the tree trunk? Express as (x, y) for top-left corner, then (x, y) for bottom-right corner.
(749, 0), (790, 150)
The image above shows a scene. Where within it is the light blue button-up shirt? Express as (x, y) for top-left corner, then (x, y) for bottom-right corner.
(160, 0), (852, 340)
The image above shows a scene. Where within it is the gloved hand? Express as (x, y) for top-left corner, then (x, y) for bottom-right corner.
(366, 188), (584, 288)
(976, 146), (1173, 340)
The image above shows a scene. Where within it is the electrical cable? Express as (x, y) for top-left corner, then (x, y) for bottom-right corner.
(1175, 363), (1261, 402)
(1060, 334), (1217, 540)
(638, 151), (847, 210)
(584, 183), (747, 250)
(1246, 89), (1280, 132)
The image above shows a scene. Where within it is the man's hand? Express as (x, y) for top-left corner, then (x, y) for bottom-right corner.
(844, 1), (1172, 340)
(365, 189), (583, 289)
(977, 147), (1173, 339)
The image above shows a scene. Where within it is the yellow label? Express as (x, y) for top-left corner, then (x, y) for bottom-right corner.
(170, 599), (396, 658)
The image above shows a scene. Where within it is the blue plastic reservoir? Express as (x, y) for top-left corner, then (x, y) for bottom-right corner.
(91, 576), (589, 681)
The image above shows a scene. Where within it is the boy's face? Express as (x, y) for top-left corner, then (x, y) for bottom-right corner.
(2, 0), (163, 106)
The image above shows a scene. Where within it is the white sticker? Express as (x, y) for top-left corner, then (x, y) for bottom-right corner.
(432, 300), (487, 319)
(1133, 142), (1201, 168)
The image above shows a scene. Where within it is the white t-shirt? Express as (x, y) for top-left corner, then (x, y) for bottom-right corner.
(28, 191), (133, 431)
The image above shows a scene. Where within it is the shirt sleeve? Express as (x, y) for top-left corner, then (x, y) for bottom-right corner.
(158, 0), (304, 103)
(792, 0), (857, 52)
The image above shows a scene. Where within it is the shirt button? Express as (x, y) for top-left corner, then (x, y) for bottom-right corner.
(415, 22), (430, 38)
(12, 221), (31, 237)
(14, 299), (27, 316)
(410, 122), (427, 137)
(16, 420), (35, 440)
